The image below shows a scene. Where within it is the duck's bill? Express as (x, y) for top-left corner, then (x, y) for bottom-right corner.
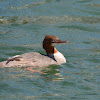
(55, 40), (68, 43)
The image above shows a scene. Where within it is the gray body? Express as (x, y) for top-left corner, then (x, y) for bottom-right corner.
(0, 52), (66, 68)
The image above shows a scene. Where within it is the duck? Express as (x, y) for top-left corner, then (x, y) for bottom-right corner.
(0, 35), (68, 68)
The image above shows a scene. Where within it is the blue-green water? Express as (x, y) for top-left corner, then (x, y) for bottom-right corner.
(0, 0), (100, 99)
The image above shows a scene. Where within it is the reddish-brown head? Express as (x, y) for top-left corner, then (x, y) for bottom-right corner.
(43, 35), (68, 54)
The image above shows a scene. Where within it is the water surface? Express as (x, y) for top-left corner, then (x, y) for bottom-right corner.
(0, 0), (100, 100)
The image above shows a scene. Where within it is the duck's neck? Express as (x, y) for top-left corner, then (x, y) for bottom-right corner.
(43, 43), (66, 64)
(46, 47), (58, 62)
(46, 47), (58, 56)
(43, 43), (58, 55)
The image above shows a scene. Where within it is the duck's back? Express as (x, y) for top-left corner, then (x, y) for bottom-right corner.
(20, 52), (57, 67)
(0, 52), (57, 68)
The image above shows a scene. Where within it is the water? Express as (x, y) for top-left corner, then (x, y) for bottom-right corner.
(0, 0), (100, 99)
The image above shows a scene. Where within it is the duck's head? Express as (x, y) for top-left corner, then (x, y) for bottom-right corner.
(43, 35), (68, 54)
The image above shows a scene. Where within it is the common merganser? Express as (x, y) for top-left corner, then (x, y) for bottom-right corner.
(0, 35), (68, 68)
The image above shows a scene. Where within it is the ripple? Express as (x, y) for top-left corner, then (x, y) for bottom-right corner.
(0, 16), (18, 24)
(76, 0), (92, 3)
(59, 24), (100, 32)
(87, 4), (100, 7)
(85, 58), (100, 63)
(9, 0), (52, 10)
(9, 0), (53, 10)
(10, 2), (45, 10)
(0, 15), (100, 25)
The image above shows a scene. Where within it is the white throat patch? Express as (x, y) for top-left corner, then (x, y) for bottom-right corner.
(48, 52), (66, 64)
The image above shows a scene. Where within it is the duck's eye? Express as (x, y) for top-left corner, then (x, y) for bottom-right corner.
(50, 39), (54, 42)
